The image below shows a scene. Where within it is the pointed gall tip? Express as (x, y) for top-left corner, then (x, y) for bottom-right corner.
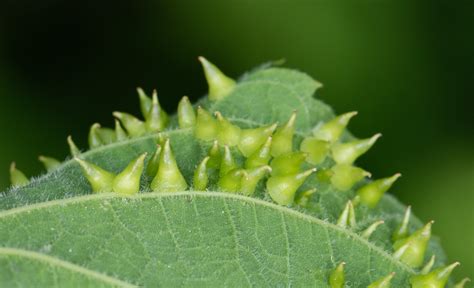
(341, 111), (358, 122)
(9, 162), (16, 172)
(288, 111), (297, 124)
(214, 111), (223, 119)
(370, 133), (383, 144)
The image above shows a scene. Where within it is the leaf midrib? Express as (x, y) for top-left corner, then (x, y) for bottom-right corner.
(0, 247), (137, 288)
(0, 191), (415, 276)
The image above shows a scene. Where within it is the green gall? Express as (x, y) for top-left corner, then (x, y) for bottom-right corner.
(367, 272), (395, 288)
(240, 166), (271, 196)
(336, 201), (356, 229)
(361, 220), (384, 240)
(421, 255), (436, 275)
(266, 168), (316, 205)
(88, 123), (105, 148)
(329, 262), (345, 288)
(295, 188), (317, 207)
(330, 164), (371, 191)
(218, 169), (246, 193)
(193, 156), (210, 191)
(270, 151), (306, 176)
(392, 206), (411, 242)
(215, 111), (241, 146)
(146, 144), (161, 178)
(454, 278), (471, 288)
(113, 112), (146, 138)
(331, 133), (382, 165)
(393, 221), (433, 268)
(198, 56), (236, 101)
(219, 146), (238, 177)
(206, 140), (221, 169)
(114, 119), (128, 141)
(356, 173), (401, 208)
(195, 106), (218, 141)
(144, 90), (168, 133)
(245, 136), (272, 169)
(67, 135), (81, 157)
(137, 87), (152, 119)
(271, 111), (296, 157)
(313, 111), (357, 143)
(299, 137), (330, 165)
(9, 162), (29, 187)
(410, 262), (460, 288)
(177, 96), (196, 128)
(38, 156), (61, 172)
(151, 139), (187, 192)
(112, 153), (147, 195)
(238, 123), (277, 157)
(75, 158), (114, 193)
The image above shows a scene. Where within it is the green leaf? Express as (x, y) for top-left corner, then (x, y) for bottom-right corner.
(0, 64), (453, 286)
(1, 192), (415, 287)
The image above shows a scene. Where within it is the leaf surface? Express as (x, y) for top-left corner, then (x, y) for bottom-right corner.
(1, 192), (416, 287)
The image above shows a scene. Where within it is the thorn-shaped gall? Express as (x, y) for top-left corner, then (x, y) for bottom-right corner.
(270, 151), (306, 176)
(195, 106), (218, 141)
(410, 262), (460, 288)
(271, 111), (297, 157)
(206, 140), (221, 169)
(337, 201), (356, 229)
(330, 164), (371, 191)
(219, 146), (238, 177)
(245, 136), (272, 169)
(421, 255), (436, 274)
(9, 162), (29, 187)
(215, 111), (241, 146)
(113, 112), (146, 138)
(198, 56), (236, 101)
(313, 111), (358, 143)
(392, 206), (411, 242)
(75, 158), (114, 193)
(193, 156), (210, 191)
(295, 188), (317, 207)
(38, 156), (61, 172)
(240, 166), (272, 196)
(266, 168), (316, 205)
(368, 272), (395, 288)
(299, 137), (330, 165)
(393, 221), (433, 268)
(151, 139), (188, 192)
(177, 96), (196, 128)
(329, 262), (345, 288)
(137, 87), (152, 119)
(115, 119), (128, 141)
(88, 123), (105, 148)
(357, 173), (401, 208)
(218, 169), (246, 193)
(454, 278), (471, 288)
(67, 136), (81, 157)
(145, 90), (168, 133)
(113, 153), (147, 195)
(361, 220), (384, 240)
(238, 123), (277, 157)
(331, 133), (382, 165)
(146, 144), (162, 178)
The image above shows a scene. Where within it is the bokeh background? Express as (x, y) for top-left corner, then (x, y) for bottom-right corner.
(1, 0), (473, 280)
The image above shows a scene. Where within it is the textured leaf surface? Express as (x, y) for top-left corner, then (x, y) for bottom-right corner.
(2, 192), (416, 287)
(0, 66), (449, 286)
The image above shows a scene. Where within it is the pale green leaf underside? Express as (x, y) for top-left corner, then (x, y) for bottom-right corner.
(1, 192), (413, 287)
(0, 66), (449, 286)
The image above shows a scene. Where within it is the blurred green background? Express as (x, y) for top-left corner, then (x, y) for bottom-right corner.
(1, 0), (472, 280)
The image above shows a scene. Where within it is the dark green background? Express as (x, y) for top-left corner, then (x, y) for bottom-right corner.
(1, 0), (472, 280)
